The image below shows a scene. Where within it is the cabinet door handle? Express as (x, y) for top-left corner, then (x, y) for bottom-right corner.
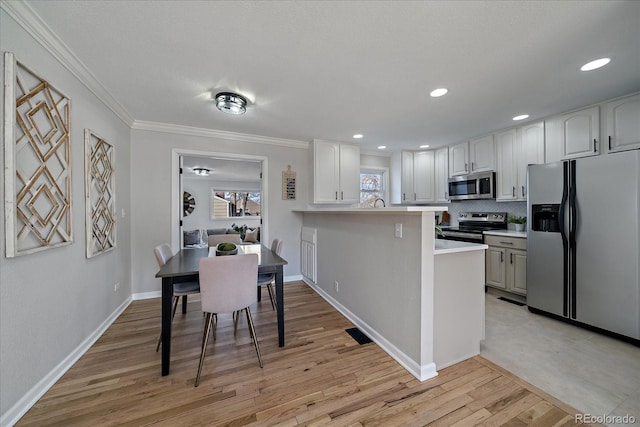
(414, 193), (417, 200)
(593, 138), (597, 152)
(341, 191), (344, 200)
(465, 163), (468, 172)
(609, 135), (612, 151)
(522, 185), (525, 197)
(445, 191), (448, 199)
(335, 191), (338, 201)
(512, 186), (515, 197)
(510, 253), (513, 264)
(499, 241), (514, 245)
(471, 162), (475, 171)
(500, 252), (504, 262)
(403, 192), (406, 201)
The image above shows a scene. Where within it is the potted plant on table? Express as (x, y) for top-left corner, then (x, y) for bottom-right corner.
(508, 215), (527, 232)
(231, 223), (248, 240)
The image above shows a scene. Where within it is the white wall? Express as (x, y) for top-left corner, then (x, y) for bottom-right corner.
(130, 129), (310, 295)
(0, 10), (132, 419)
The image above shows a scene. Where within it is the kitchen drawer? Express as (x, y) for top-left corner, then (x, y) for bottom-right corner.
(485, 235), (526, 250)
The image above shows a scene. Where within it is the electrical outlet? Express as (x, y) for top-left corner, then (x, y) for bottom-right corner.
(334, 281), (339, 292)
(114, 282), (120, 292)
(395, 223), (403, 238)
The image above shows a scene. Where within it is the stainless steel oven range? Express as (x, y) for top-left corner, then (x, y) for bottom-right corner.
(439, 212), (507, 243)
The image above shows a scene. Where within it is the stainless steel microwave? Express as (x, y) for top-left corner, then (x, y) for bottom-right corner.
(447, 172), (496, 200)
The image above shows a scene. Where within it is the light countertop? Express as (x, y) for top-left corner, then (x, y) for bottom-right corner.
(294, 206), (448, 214)
(483, 230), (527, 238)
(435, 239), (488, 255)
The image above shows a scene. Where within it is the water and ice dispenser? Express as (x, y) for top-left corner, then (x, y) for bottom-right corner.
(531, 204), (561, 232)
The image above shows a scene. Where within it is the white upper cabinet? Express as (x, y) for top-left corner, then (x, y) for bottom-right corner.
(516, 121), (545, 200)
(413, 151), (435, 203)
(605, 93), (640, 153)
(449, 142), (469, 176)
(434, 147), (449, 202)
(313, 140), (360, 204)
(495, 129), (518, 201)
(496, 123), (544, 201)
(546, 106), (600, 162)
(392, 151), (435, 204)
(469, 135), (495, 173)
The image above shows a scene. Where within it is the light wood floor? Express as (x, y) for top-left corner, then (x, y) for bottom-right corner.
(17, 282), (595, 426)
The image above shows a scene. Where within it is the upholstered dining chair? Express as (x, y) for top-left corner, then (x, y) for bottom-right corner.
(195, 254), (262, 387)
(258, 238), (283, 310)
(154, 243), (200, 352)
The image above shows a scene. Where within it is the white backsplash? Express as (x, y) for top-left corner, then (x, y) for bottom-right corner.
(439, 200), (527, 225)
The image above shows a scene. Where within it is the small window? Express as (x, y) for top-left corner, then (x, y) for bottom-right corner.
(211, 190), (261, 218)
(359, 170), (385, 208)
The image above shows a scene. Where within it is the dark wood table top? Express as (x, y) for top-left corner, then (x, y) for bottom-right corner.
(155, 244), (287, 278)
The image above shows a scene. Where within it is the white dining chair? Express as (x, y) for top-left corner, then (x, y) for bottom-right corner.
(154, 243), (200, 352)
(196, 253), (262, 387)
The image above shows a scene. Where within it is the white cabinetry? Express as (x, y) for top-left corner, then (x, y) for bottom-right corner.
(434, 147), (449, 202)
(469, 135), (495, 173)
(545, 106), (600, 162)
(495, 129), (518, 201)
(392, 151), (435, 204)
(449, 136), (495, 177)
(313, 140), (360, 204)
(449, 142), (469, 176)
(485, 235), (527, 296)
(605, 93), (640, 153)
(516, 121), (545, 199)
(495, 123), (544, 201)
(301, 227), (317, 283)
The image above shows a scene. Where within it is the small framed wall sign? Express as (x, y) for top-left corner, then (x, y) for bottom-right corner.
(282, 165), (296, 200)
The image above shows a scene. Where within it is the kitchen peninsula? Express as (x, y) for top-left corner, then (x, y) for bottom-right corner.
(295, 207), (487, 381)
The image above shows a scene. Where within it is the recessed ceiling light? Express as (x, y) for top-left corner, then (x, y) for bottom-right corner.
(420, 145), (430, 148)
(377, 145), (387, 150)
(513, 114), (529, 121)
(353, 134), (363, 139)
(580, 58), (611, 71)
(430, 88), (448, 97)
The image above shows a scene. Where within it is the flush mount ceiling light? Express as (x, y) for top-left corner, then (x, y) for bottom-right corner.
(430, 88), (448, 97)
(420, 144), (430, 148)
(353, 134), (363, 139)
(580, 58), (611, 71)
(377, 145), (387, 150)
(513, 114), (529, 121)
(214, 92), (247, 115)
(193, 167), (210, 176)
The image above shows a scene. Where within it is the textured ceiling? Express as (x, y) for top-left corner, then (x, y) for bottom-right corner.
(24, 0), (640, 152)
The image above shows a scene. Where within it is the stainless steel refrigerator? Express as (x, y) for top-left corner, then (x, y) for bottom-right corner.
(527, 150), (640, 342)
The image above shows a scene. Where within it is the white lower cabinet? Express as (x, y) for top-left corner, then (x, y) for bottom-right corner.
(301, 227), (317, 283)
(485, 235), (527, 296)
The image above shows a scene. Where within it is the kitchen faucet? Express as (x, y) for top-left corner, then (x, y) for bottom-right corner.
(374, 198), (386, 208)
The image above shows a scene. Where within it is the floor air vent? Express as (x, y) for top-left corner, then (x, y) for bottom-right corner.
(497, 296), (526, 306)
(345, 327), (373, 345)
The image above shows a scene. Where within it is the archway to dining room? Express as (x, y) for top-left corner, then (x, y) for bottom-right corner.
(170, 148), (268, 251)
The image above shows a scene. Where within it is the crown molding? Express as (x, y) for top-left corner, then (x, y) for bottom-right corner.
(132, 120), (310, 149)
(1, 0), (135, 126)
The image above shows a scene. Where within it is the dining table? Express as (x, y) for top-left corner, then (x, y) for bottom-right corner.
(155, 243), (287, 376)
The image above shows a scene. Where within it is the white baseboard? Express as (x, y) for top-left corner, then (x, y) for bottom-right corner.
(132, 290), (161, 300)
(302, 279), (438, 382)
(0, 297), (132, 427)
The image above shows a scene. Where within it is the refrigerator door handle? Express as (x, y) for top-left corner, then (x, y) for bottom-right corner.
(559, 161), (570, 317)
(569, 160), (578, 319)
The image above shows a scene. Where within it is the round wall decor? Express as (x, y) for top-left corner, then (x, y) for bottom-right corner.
(183, 191), (196, 216)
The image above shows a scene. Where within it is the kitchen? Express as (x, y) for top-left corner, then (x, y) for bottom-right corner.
(3, 1), (640, 425)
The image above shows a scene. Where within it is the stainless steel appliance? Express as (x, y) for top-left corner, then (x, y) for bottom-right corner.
(447, 172), (496, 200)
(527, 150), (640, 342)
(439, 211), (507, 243)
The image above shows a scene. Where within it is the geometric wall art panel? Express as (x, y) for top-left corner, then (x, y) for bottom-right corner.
(85, 129), (116, 258)
(3, 52), (73, 257)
